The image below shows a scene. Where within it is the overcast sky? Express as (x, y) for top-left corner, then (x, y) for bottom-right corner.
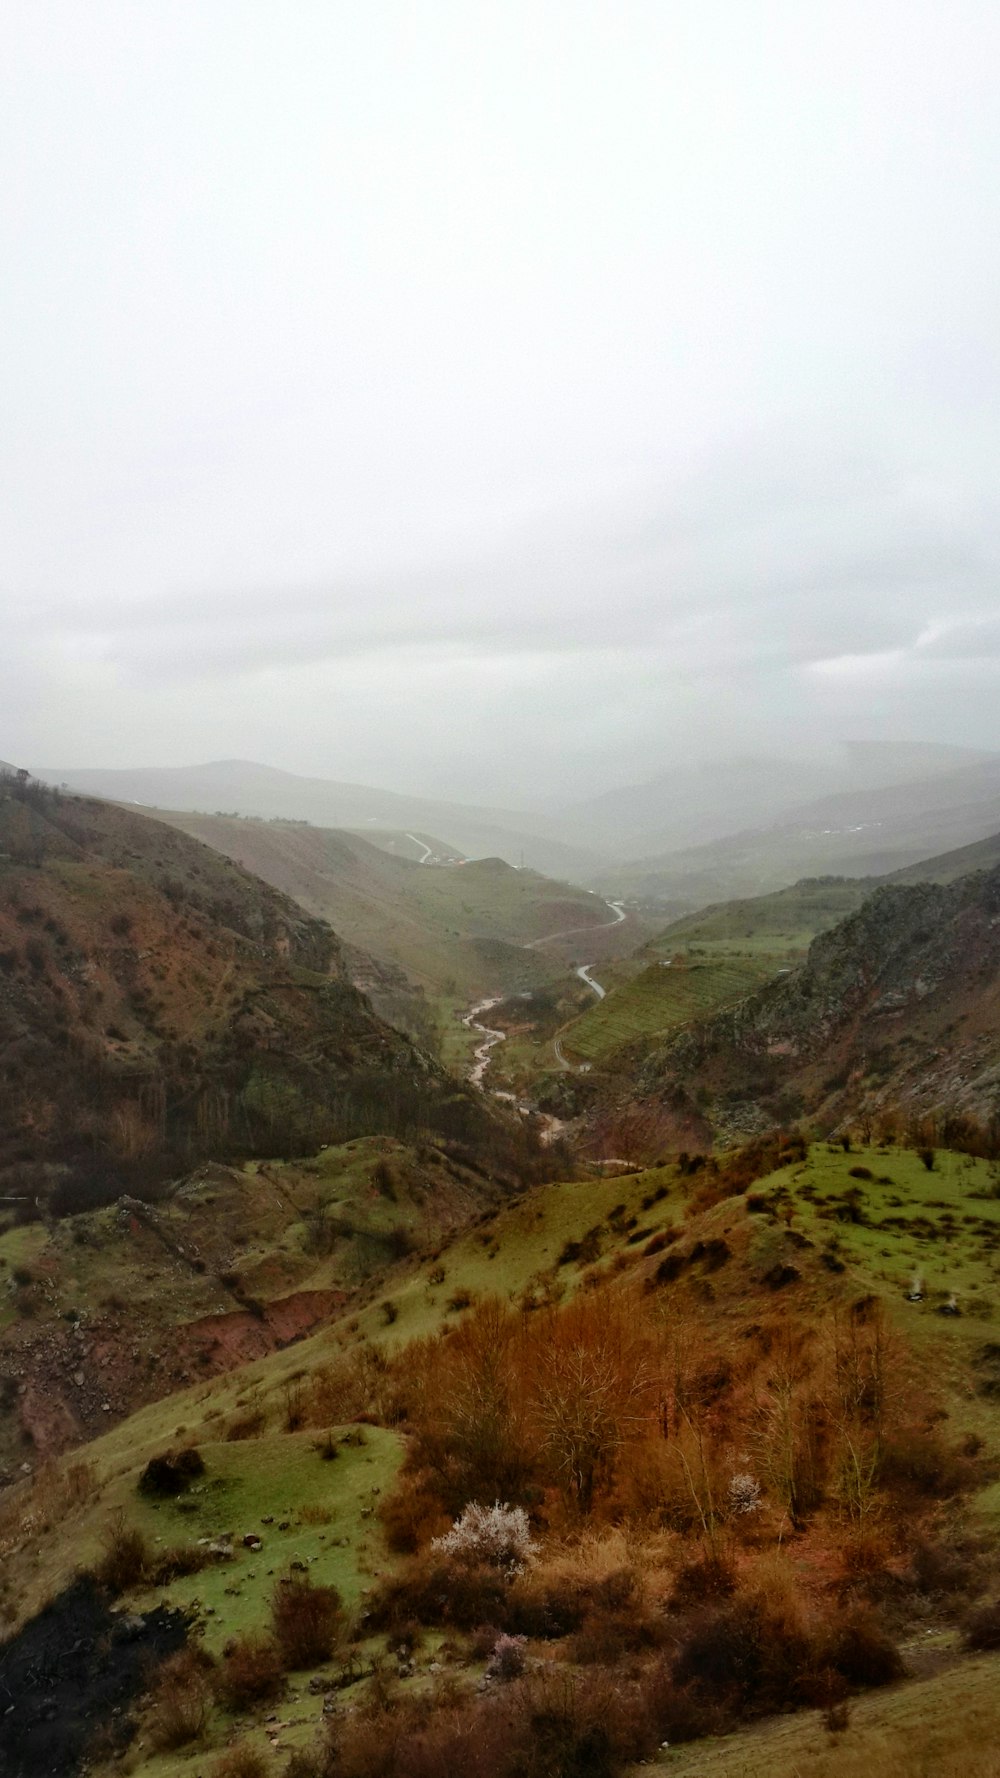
(3, 1), (1000, 803)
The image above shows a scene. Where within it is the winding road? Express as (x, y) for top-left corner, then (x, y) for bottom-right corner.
(461, 896), (627, 1095)
(525, 897), (626, 952)
(405, 832), (432, 864)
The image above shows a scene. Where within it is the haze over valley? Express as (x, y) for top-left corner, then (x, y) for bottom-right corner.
(6, 6), (1000, 1777)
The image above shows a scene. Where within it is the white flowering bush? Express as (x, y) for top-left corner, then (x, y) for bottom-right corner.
(485, 1632), (527, 1682)
(432, 1501), (536, 1573)
(727, 1473), (762, 1516)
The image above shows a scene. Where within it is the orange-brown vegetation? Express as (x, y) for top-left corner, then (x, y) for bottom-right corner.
(270, 1574), (343, 1668)
(214, 1635), (285, 1711)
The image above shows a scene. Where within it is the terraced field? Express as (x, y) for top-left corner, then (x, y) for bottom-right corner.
(558, 953), (779, 1063)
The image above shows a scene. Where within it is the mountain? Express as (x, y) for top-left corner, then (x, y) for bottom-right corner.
(550, 742), (998, 858)
(887, 828), (1000, 886)
(124, 807), (637, 1006)
(638, 862), (1000, 1144)
(34, 759), (607, 882)
(0, 774), (505, 1215)
(602, 755), (1000, 906)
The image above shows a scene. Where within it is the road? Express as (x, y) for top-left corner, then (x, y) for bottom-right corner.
(553, 1036), (591, 1074)
(405, 832), (432, 864)
(575, 963), (606, 999)
(525, 897), (626, 951)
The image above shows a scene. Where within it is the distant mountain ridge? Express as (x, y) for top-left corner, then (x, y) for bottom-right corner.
(35, 759), (606, 882)
(34, 744), (1000, 900)
(602, 755), (1000, 904)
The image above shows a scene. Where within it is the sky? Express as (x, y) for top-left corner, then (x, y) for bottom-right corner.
(3, 0), (1000, 805)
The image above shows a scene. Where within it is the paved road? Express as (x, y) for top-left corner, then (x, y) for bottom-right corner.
(525, 897), (626, 950)
(575, 963), (606, 1000)
(405, 832), (432, 863)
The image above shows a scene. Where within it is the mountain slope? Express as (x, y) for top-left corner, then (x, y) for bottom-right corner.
(129, 809), (629, 1005)
(640, 863), (1000, 1142)
(602, 757), (1000, 906)
(35, 759), (607, 881)
(0, 777), (496, 1211)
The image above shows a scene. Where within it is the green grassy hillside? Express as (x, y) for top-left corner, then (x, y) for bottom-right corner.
(649, 875), (874, 954)
(557, 954), (778, 1065)
(7, 1140), (1000, 1777)
(144, 809), (629, 1002)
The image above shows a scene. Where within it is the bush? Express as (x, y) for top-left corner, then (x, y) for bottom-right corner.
(432, 1502), (536, 1573)
(379, 1475), (449, 1554)
(364, 1554), (511, 1633)
(963, 1599), (1000, 1651)
(212, 1744), (272, 1778)
(569, 1603), (667, 1666)
(669, 1551), (737, 1611)
(215, 1635), (285, 1710)
(909, 1535), (978, 1600)
(672, 1589), (903, 1720)
(271, 1576), (343, 1669)
(485, 1633), (527, 1682)
(139, 1446), (206, 1497)
(322, 1667), (659, 1778)
(147, 1648), (214, 1751)
(149, 1542), (212, 1584)
(93, 1511), (150, 1594)
(824, 1606), (904, 1687)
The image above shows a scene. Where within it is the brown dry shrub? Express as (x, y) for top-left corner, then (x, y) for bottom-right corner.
(362, 1554), (510, 1634)
(378, 1474), (450, 1555)
(147, 1647), (214, 1751)
(149, 1542), (213, 1584)
(822, 1606), (904, 1687)
(669, 1551), (737, 1611)
(93, 1510), (150, 1593)
(671, 1586), (903, 1718)
(323, 1667), (664, 1778)
(212, 1743), (272, 1778)
(271, 1575), (343, 1668)
(215, 1635), (285, 1710)
(226, 1408), (267, 1441)
(963, 1598), (1000, 1650)
(672, 1587), (816, 1715)
(909, 1534), (981, 1601)
(506, 1566), (590, 1639)
(569, 1601), (668, 1664)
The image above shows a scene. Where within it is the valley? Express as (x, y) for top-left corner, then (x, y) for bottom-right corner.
(6, 763), (1000, 1778)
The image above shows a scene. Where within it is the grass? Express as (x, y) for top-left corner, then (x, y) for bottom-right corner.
(126, 1426), (399, 1650)
(648, 878), (873, 954)
(13, 1136), (1000, 1778)
(655, 1646), (1000, 1776)
(558, 956), (778, 1064)
(144, 811), (636, 1004)
(0, 1133), (471, 1347)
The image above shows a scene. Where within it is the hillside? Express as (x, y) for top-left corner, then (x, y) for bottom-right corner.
(36, 759), (606, 882)
(5, 1137), (1000, 1776)
(0, 776), (513, 1213)
(602, 757), (1000, 908)
(888, 829), (1000, 887)
(133, 810), (633, 1000)
(0, 1132), (525, 1478)
(638, 863), (1000, 1144)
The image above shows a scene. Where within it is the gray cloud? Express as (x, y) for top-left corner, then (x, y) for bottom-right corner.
(3, 2), (1000, 801)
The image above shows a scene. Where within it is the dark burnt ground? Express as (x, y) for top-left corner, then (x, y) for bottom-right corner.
(0, 1576), (189, 1778)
